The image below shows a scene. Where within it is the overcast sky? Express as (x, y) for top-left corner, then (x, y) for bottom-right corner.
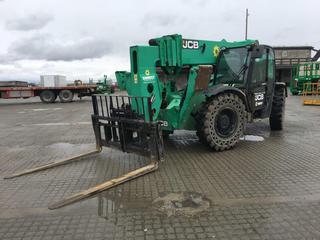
(0, 0), (319, 82)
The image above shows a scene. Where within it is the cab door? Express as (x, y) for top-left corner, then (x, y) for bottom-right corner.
(247, 46), (275, 116)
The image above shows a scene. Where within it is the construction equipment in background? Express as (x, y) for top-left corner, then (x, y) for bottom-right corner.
(302, 82), (320, 105)
(96, 75), (115, 94)
(290, 62), (320, 95)
(74, 80), (83, 86)
(115, 71), (130, 91)
(5, 34), (286, 209)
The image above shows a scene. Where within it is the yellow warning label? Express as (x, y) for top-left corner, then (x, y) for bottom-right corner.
(213, 46), (220, 58)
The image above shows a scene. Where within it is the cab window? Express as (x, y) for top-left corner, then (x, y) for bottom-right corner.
(214, 47), (249, 85)
(267, 49), (275, 81)
(251, 49), (267, 84)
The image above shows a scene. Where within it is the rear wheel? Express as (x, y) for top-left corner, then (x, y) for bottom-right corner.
(40, 90), (57, 103)
(269, 87), (285, 130)
(196, 93), (245, 151)
(59, 90), (74, 103)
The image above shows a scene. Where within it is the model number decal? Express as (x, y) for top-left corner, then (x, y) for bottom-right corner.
(254, 92), (265, 106)
(182, 39), (199, 49)
(142, 75), (155, 81)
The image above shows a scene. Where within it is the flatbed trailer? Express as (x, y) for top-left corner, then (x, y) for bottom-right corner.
(0, 84), (97, 103)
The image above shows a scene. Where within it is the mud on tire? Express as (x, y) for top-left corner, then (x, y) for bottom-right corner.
(196, 93), (246, 151)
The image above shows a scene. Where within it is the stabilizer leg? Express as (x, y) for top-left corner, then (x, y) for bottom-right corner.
(48, 160), (158, 210)
(4, 146), (102, 179)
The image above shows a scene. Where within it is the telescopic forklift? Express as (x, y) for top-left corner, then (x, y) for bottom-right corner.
(96, 75), (115, 94)
(5, 34), (286, 209)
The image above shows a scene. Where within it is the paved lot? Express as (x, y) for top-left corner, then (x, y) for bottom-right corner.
(1, 94), (320, 240)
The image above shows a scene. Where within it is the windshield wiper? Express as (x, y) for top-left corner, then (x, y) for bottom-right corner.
(237, 64), (248, 77)
(231, 64), (248, 82)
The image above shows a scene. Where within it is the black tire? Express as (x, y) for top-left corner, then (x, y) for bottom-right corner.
(162, 130), (173, 140)
(59, 90), (74, 103)
(269, 87), (285, 130)
(196, 93), (246, 151)
(40, 90), (57, 103)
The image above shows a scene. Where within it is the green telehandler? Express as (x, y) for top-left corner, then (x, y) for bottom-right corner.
(96, 75), (115, 94)
(5, 34), (286, 209)
(113, 34), (286, 149)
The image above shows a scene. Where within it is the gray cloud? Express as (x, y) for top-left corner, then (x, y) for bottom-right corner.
(142, 13), (176, 27)
(7, 34), (113, 61)
(6, 14), (53, 31)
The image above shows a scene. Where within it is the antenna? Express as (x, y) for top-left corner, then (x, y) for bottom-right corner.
(245, 8), (249, 40)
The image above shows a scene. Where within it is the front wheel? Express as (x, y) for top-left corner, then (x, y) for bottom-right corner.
(196, 93), (246, 151)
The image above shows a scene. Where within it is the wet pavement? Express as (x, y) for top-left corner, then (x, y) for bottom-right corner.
(0, 94), (320, 239)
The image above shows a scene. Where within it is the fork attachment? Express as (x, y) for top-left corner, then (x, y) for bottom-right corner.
(91, 94), (164, 162)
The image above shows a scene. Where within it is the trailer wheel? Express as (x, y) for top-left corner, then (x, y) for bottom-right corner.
(196, 93), (245, 151)
(269, 87), (285, 130)
(40, 90), (57, 103)
(59, 90), (74, 103)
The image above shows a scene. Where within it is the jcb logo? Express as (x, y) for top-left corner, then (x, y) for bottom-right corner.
(255, 93), (264, 101)
(159, 121), (168, 127)
(182, 39), (199, 49)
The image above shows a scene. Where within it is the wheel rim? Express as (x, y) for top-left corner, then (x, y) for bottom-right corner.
(44, 92), (51, 100)
(62, 92), (69, 99)
(214, 108), (238, 138)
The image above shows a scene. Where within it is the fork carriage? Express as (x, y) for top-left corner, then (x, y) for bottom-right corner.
(91, 94), (164, 161)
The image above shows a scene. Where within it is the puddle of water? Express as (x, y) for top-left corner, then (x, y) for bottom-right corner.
(97, 189), (152, 224)
(97, 191), (210, 222)
(240, 135), (264, 142)
(153, 192), (210, 217)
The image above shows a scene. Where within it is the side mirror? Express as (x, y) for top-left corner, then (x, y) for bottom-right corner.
(251, 46), (264, 59)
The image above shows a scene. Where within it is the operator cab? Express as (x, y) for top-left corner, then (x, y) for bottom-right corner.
(214, 44), (275, 118)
